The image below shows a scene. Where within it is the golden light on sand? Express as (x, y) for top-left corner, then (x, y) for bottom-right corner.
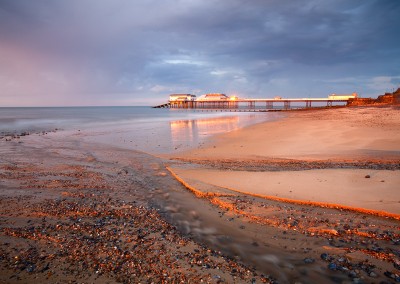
(169, 116), (240, 146)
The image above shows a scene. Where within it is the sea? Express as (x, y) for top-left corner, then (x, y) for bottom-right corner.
(0, 106), (282, 154)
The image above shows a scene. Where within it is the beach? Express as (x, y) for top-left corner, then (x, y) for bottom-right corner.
(173, 106), (400, 161)
(169, 106), (400, 216)
(166, 106), (400, 282)
(0, 132), (275, 283)
(1, 106), (400, 283)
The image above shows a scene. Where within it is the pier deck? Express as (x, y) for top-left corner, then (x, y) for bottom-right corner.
(153, 98), (350, 110)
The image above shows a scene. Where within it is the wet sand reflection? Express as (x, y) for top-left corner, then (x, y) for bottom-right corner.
(170, 116), (241, 149)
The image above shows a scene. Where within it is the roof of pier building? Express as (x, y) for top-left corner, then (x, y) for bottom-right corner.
(197, 93), (229, 100)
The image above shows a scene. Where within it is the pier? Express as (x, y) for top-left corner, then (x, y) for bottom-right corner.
(153, 95), (355, 110)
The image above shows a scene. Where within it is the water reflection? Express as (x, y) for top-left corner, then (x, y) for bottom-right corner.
(170, 116), (240, 149)
(75, 112), (275, 155)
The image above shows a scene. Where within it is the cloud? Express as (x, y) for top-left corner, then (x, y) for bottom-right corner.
(367, 76), (400, 92)
(0, 0), (399, 106)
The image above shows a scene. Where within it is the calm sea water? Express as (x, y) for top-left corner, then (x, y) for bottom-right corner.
(0, 106), (281, 154)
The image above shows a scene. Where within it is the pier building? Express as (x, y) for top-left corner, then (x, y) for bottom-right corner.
(197, 93), (229, 100)
(169, 94), (197, 101)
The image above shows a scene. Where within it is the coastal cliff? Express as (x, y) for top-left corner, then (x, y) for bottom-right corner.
(348, 87), (400, 106)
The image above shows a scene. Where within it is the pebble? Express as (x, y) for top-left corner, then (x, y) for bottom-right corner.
(303, 258), (315, 264)
(384, 271), (399, 280)
(394, 260), (400, 270)
(348, 270), (358, 278)
(26, 264), (36, 273)
(320, 253), (330, 261)
(328, 263), (337, 270)
(369, 271), (377, 278)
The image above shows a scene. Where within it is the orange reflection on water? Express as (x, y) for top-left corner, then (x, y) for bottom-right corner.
(169, 116), (240, 147)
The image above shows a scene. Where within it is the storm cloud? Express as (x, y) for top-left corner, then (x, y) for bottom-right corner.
(0, 0), (399, 106)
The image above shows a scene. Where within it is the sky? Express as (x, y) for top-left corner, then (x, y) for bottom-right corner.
(0, 0), (399, 106)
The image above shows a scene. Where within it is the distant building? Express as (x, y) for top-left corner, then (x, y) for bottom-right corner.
(328, 93), (358, 100)
(169, 94), (197, 102)
(197, 93), (229, 101)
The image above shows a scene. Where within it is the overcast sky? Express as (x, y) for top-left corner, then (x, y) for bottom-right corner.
(0, 0), (399, 106)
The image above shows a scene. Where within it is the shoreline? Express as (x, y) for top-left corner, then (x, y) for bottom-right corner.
(1, 105), (400, 283)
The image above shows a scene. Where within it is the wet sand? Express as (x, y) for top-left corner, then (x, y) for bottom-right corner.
(174, 106), (400, 161)
(1, 106), (400, 283)
(167, 168), (400, 215)
(169, 106), (400, 216)
(0, 134), (276, 283)
(166, 106), (400, 282)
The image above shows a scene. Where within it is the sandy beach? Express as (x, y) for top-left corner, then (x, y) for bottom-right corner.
(167, 168), (400, 215)
(169, 106), (400, 216)
(1, 105), (400, 283)
(165, 106), (400, 282)
(174, 106), (400, 161)
(2, 0), (400, 282)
